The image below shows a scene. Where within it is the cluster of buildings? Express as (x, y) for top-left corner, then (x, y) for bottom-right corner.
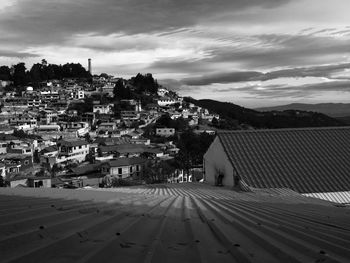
(0, 76), (218, 188)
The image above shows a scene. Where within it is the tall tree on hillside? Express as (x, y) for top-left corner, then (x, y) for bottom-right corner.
(29, 63), (42, 84)
(132, 73), (159, 94)
(113, 79), (125, 99)
(113, 79), (132, 100)
(12, 62), (28, 86)
(0, 66), (11, 80)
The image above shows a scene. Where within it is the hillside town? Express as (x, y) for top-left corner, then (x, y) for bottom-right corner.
(0, 61), (220, 189)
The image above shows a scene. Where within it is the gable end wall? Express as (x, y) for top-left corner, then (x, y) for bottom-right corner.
(203, 137), (235, 187)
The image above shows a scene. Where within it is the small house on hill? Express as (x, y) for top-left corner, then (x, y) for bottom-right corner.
(204, 127), (350, 203)
(101, 157), (146, 180)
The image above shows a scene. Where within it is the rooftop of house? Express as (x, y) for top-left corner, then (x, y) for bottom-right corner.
(0, 153), (32, 160)
(102, 157), (146, 167)
(58, 139), (88, 147)
(99, 144), (148, 154)
(99, 122), (116, 126)
(0, 134), (18, 141)
(217, 126), (350, 194)
(94, 137), (131, 145)
(41, 145), (58, 154)
(70, 163), (102, 176)
(0, 184), (349, 262)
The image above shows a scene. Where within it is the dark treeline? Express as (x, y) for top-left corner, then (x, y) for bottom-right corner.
(0, 59), (91, 87)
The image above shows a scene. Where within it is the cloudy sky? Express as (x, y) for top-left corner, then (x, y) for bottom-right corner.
(1, 0), (350, 107)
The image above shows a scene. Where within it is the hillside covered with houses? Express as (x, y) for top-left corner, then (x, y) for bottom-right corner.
(0, 61), (221, 188)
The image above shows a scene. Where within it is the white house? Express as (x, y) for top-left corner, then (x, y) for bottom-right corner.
(101, 157), (146, 180)
(157, 97), (177, 107)
(70, 89), (85, 100)
(93, 104), (111, 114)
(57, 139), (90, 163)
(157, 88), (168, 97)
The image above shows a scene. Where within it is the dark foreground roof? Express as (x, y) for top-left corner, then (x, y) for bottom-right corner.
(0, 184), (350, 263)
(218, 127), (350, 193)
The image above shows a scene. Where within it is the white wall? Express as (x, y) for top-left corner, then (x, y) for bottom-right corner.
(203, 137), (235, 187)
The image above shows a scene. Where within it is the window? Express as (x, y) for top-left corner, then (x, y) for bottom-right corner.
(130, 167), (133, 173)
(79, 146), (82, 149)
(34, 181), (43, 188)
(118, 168), (122, 175)
(136, 165), (140, 172)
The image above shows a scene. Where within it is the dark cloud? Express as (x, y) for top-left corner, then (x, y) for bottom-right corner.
(262, 63), (350, 80)
(180, 63), (350, 86)
(214, 80), (350, 99)
(150, 59), (214, 74)
(0, 50), (38, 58)
(183, 71), (263, 86)
(72, 34), (163, 52)
(0, 0), (291, 47)
(210, 34), (350, 68)
(148, 33), (350, 81)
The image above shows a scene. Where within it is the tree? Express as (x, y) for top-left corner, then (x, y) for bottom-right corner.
(33, 149), (41, 163)
(211, 117), (218, 126)
(113, 79), (125, 99)
(12, 62), (28, 86)
(50, 164), (61, 177)
(113, 79), (132, 100)
(131, 73), (159, 94)
(0, 176), (4, 187)
(175, 130), (215, 180)
(142, 159), (174, 184)
(85, 152), (95, 163)
(99, 73), (109, 79)
(84, 133), (93, 143)
(0, 66), (11, 80)
(29, 63), (43, 84)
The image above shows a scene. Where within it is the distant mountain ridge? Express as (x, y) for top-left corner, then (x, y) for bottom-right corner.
(255, 103), (350, 118)
(185, 98), (346, 129)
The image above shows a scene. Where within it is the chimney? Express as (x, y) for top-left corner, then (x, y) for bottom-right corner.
(88, 58), (92, 74)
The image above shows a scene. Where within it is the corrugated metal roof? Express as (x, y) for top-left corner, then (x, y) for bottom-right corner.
(303, 191), (350, 204)
(217, 127), (350, 194)
(1, 184), (350, 263)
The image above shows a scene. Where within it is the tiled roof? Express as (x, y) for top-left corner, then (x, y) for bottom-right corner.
(41, 145), (58, 154)
(100, 144), (148, 154)
(1, 184), (350, 263)
(102, 157), (146, 167)
(218, 127), (350, 194)
(70, 163), (101, 176)
(59, 139), (88, 147)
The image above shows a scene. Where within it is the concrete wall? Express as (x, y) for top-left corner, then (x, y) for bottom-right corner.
(10, 179), (28, 188)
(203, 137), (235, 187)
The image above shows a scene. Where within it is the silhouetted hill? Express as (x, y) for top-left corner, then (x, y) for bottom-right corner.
(185, 98), (346, 129)
(255, 103), (350, 118)
(336, 116), (350, 125)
